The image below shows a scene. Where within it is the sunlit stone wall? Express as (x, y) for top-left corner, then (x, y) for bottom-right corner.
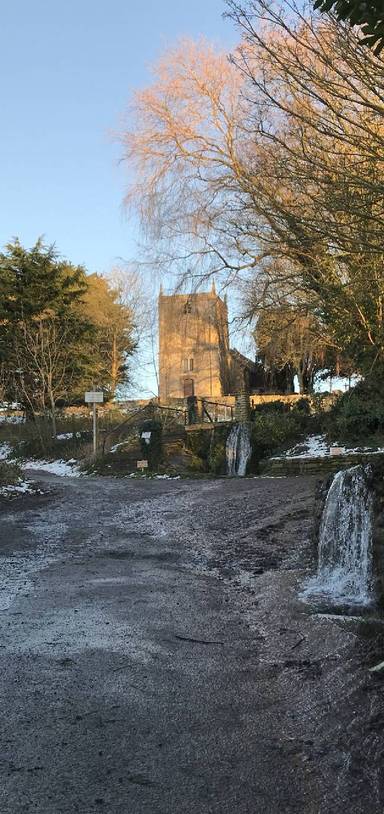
(158, 287), (231, 401)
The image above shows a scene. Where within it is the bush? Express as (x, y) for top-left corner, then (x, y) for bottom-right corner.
(327, 375), (384, 442)
(186, 429), (212, 461)
(187, 453), (208, 473)
(186, 413), (311, 475)
(248, 412), (308, 471)
(208, 439), (227, 475)
(291, 397), (311, 415)
(251, 400), (289, 416)
(0, 460), (22, 486)
(186, 425), (230, 474)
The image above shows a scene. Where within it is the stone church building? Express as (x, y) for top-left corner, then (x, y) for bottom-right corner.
(158, 285), (257, 402)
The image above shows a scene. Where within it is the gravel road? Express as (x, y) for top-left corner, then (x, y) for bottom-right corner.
(1, 473), (383, 813)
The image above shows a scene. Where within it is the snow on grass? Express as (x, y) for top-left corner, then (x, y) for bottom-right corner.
(55, 432), (81, 440)
(271, 433), (384, 460)
(124, 471), (181, 480)
(273, 434), (329, 459)
(0, 443), (12, 461)
(0, 479), (40, 498)
(154, 474), (181, 480)
(0, 414), (24, 423)
(21, 458), (81, 477)
(0, 440), (81, 476)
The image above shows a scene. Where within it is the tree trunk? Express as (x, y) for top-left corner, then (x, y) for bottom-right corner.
(49, 390), (57, 437)
(302, 369), (314, 394)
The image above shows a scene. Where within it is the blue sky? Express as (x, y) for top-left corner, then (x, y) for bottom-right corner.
(0, 0), (236, 275)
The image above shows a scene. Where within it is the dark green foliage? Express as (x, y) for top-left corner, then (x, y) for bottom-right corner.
(0, 239), (136, 416)
(187, 416), (309, 475)
(251, 400), (289, 416)
(187, 453), (209, 473)
(208, 427), (230, 475)
(326, 375), (384, 442)
(139, 419), (163, 469)
(314, 0), (384, 53)
(0, 460), (22, 486)
(186, 426), (230, 474)
(0, 239), (94, 412)
(0, 238), (87, 324)
(186, 429), (212, 461)
(208, 441), (227, 475)
(291, 398), (311, 415)
(248, 413), (309, 472)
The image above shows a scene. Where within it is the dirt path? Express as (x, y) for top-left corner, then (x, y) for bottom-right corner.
(0, 473), (383, 813)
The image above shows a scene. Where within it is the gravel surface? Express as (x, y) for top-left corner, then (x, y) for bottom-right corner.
(1, 472), (383, 813)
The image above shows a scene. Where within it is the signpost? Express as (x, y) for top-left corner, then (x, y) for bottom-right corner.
(85, 391), (104, 457)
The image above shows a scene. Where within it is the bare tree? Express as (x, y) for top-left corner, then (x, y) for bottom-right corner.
(119, 39), (256, 286)
(108, 264), (160, 396)
(12, 317), (87, 436)
(120, 14), (384, 373)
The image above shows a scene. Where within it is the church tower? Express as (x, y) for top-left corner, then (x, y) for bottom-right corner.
(158, 285), (231, 402)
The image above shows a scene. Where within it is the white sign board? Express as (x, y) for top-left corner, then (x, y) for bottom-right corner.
(141, 431), (151, 445)
(85, 391), (104, 404)
(137, 459), (148, 469)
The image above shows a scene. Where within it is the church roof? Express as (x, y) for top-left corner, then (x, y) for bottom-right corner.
(229, 348), (257, 371)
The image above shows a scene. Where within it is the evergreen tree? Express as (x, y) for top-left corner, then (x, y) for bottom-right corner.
(0, 240), (137, 424)
(0, 239), (95, 426)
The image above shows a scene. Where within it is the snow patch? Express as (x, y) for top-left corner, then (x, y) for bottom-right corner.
(154, 474), (181, 480)
(22, 459), (81, 477)
(0, 479), (37, 498)
(55, 432), (81, 440)
(271, 434), (384, 460)
(0, 443), (12, 461)
(0, 414), (24, 424)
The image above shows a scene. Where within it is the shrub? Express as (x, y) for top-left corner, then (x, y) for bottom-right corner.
(186, 425), (230, 474)
(186, 428), (212, 461)
(327, 375), (384, 442)
(251, 400), (289, 415)
(0, 460), (22, 486)
(291, 397), (311, 415)
(248, 412), (308, 471)
(208, 439), (227, 475)
(187, 453), (208, 473)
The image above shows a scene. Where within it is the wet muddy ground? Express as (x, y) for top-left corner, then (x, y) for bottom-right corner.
(0, 473), (383, 813)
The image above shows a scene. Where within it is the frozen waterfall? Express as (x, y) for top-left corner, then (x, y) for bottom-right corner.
(226, 424), (252, 477)
(303, 465), (374, 605)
